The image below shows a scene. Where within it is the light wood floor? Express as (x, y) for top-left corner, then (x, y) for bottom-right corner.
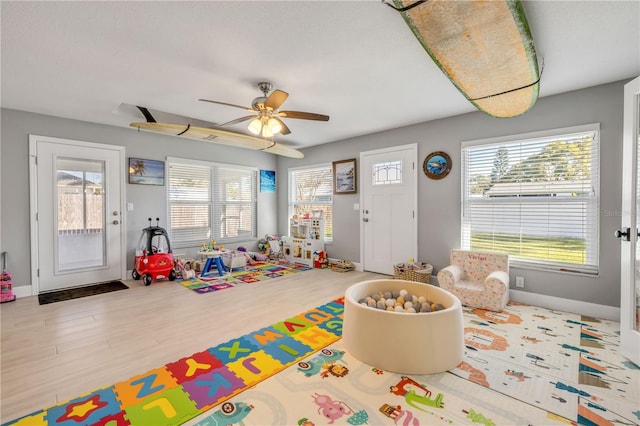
(0, 269), (386, 423)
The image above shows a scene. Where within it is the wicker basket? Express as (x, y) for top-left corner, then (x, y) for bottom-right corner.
(393, 262), (433, 284)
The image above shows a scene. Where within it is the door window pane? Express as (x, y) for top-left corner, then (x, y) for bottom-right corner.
(56, 158), (105, 271)
(373, 161), (402, 185)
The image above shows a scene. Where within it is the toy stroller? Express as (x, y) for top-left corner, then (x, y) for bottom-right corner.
(132, 218), (176, 286)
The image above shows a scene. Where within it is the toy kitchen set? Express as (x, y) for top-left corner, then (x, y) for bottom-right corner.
(282, 214), (324, 267)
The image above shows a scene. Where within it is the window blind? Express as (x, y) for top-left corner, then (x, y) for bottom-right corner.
(167, 159), (257, 247)
(168, 163), (211, 246)
(461, 124), (600, 275)
(288, 164), (333, 241)
(213, 167), (256, 240)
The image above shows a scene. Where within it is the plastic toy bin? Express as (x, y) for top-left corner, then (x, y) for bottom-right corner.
(343, 279), (464, 375)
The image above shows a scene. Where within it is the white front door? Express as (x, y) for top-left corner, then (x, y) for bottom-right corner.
(360, 144), (417, 275)
(30, 135), (125, 293)
(620, 76), (640, 366)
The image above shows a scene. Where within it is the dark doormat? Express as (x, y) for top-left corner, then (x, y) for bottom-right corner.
(38, 280), (128, 305)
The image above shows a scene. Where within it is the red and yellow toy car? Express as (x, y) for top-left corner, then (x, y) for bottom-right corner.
(132, 218), (176, 286)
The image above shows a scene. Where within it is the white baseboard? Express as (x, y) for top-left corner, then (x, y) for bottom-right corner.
(509, 289), (620, 321)
(10, 285), (34, 299)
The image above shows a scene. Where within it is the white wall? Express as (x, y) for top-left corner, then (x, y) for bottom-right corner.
(0, 109), (279, 290)
(280, 80), (629, 308)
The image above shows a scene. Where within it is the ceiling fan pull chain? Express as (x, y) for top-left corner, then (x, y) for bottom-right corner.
(382, 0), (428, 13)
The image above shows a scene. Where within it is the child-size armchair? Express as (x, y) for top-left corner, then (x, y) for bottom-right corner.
(437, 250), (509, 312)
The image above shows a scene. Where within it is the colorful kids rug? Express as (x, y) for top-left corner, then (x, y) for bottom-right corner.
(5, 301), (639, 426)
(179, 261), (313, 294)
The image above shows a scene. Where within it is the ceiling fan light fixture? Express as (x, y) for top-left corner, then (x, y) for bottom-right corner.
(267, 118), (282, 134)
(261, 123), (274, 138)
(248, 118), (262, 135)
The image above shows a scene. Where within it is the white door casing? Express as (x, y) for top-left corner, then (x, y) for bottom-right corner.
(620, 76), (640, 366)
(360, 144), (418, 275)
(29, 135), (126, 293)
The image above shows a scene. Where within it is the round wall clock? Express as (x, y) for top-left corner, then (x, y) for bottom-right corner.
(423, 151), (451, 180)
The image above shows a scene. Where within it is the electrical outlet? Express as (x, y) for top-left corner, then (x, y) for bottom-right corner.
(516, 276), (525, 288)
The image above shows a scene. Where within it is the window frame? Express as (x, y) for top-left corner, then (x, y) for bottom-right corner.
(166, 157), (257, 248)
(460, 123), (600, 276)
(288, 163), (333, 242)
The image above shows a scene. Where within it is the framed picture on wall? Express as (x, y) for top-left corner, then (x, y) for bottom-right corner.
(333, 158), (357, 194)
(128, 158), (165, 185)
(260, 170), (276, 192)
(423, 151), (451, 180)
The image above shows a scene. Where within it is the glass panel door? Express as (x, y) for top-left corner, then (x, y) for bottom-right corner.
(31, 136), (124, 293)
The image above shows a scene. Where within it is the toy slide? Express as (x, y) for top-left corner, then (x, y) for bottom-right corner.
(390, 0), (540, 117)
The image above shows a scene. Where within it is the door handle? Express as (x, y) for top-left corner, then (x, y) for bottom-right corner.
(112, 220), (119, 225)
(363, 218), (369, 222)
(615, 227), (631, 241)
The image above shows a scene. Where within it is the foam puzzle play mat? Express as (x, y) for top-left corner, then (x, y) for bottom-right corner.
(4, 299), (639, 425)
(178, 261), (313, 294)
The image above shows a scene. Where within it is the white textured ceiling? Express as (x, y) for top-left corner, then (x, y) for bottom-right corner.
(1, 1), (639, 149)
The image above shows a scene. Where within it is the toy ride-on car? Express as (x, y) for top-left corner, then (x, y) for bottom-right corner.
(132, 217), (176, 286)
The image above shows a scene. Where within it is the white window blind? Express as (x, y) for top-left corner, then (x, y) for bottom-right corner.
(167, 158), (257, 247)
(213, 167), (256, 240)
(461, 124), (600, 275)
(168, 163), (211, 246)
(288, 164), (333, 241)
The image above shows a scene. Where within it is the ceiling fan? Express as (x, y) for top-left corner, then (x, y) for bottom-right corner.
(199, 82), (329, 138)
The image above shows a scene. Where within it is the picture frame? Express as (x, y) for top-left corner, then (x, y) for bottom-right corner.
(333, 158), (357, 194)
(128, 158), (165, 185)
(260, 169), (276, 192)
(423, 151), (451, 180)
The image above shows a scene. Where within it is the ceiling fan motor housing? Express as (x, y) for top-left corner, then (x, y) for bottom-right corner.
(252, 96), (268, 111)
(253, 82), (274, 110)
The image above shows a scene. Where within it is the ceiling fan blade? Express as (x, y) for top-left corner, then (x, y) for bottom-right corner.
(265, 89), (289, 110)
(279, 110), (330, 121)
(199, 99), (254, 112)
(216, 114), (258, 128)
(273, 117), (291, 135)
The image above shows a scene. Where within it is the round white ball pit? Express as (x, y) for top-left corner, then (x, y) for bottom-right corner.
(343, 279), (464, 375)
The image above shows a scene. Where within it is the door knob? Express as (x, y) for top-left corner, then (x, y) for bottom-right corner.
(363, 218), (369, 222)
(112, 211), (119, 216)
(112, 220), (119, 225)
(615, 227), (630, 241)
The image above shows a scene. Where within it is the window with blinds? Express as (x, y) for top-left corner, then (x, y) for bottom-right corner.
(288, 164), (333, 241)
(167, 158), (257, 248)
(461, 124), (600, 275)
